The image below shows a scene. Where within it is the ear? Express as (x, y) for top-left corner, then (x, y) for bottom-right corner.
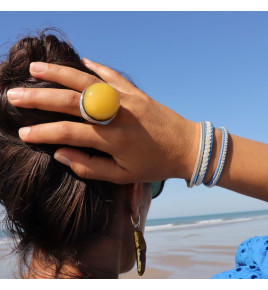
(127, 182), (143, 220)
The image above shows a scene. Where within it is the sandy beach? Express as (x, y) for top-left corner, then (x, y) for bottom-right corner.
(1, 214), (268, 279)
(120, 215), (268, 279)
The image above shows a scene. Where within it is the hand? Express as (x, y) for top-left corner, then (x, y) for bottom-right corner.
(7, 59), (199, 184)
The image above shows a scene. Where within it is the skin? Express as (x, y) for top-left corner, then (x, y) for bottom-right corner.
(25, 183), (152, 278)
(7, 59), (268, 202)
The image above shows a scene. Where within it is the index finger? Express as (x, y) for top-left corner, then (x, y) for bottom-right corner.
(29, 62), (103, 92)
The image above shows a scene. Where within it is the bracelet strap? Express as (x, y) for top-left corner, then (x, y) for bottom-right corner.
(186, 121), (205, 188)
(195, 121), (214, 186)
(204, 127), (229, 187)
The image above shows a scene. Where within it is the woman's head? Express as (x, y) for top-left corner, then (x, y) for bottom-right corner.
(0, 29), (152, 278)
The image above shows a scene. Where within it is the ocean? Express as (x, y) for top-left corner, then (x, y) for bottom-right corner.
(145, 209), (268, 232)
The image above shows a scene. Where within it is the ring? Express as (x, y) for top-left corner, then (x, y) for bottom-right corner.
(80, 83), (120, 125)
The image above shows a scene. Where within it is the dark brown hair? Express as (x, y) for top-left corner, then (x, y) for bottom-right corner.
(0, 28), (115, 278)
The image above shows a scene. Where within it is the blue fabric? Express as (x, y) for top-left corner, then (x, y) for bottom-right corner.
(212, 236), (268, 279)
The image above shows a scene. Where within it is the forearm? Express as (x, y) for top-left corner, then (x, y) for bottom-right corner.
(204, 128), (268, 201)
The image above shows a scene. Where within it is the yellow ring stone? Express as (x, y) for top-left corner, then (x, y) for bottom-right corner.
(82, 83), (120, 121)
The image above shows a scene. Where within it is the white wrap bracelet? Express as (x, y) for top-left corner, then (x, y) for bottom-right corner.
(195, 121), (214, 186)
(186, 121), (228, 188)
(186, 121), (205, 188)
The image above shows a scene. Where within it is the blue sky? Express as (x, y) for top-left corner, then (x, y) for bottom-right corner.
(0, 11), (268, 219)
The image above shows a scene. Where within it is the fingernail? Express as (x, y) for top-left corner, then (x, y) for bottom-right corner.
(30, 62), (48, 73)
(54, 153), (71, 167)
(7, 88), (24, 101)
(19, 127), (31, 139)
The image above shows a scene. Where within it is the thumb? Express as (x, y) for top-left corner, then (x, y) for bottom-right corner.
(81, 58), (138, 95)
(54, 147), (128, 184)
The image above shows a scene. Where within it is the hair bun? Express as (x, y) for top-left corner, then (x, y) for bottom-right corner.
(0, 29), (113, 278)
(0, 29), (93, 136)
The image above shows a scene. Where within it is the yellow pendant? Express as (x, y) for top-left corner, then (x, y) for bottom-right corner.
(134, 230), (147, 276)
